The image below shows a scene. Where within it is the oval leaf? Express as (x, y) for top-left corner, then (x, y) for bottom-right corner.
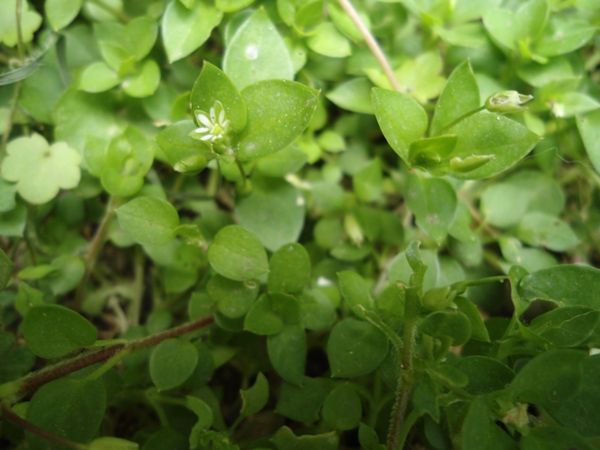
(116, 196), (179, 246)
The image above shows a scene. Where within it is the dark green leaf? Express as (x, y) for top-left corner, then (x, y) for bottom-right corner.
(149, 338), (199, 391)
(461, 397), (518, 450)
(23, 305), (97, 358)
(275, 377), (333, 422)
(207, 274), (258, 319)
(268, 243), (311, 293)
(271, 426), (339, 450)
(0, 248), (13, 291)
(338, 270), (374, 317)
(419, 310), (471, 346)
(529, 306), (600, 348)
(322, 383), (362, 430)
(456, 356), (515, 395)
(116, 196), (179, 247)
(207, 225), (268, 281)
(240, 372), (269, 417)
(267, 323), (306, 386)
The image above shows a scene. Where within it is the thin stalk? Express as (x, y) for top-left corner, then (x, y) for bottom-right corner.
(15, 0), (25, 60)
(396, 409), (420, 450)
(127, 248), (144, 328)
(0, 315), (215, 403)
(235, 157), (247, 184)
(74, 196), (117, 309)
(386, 287), (419, 450)
(337, 0), (401, 92)
(435, 106), (486, 136)
(2, 403), (86, 449)
(1, 82), (22, 155)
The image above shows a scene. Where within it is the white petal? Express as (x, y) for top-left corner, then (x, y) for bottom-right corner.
(210, 107), (216, 122)
(219, 109), (226, 124)
(198, 114), (212, 127)
(200, 135), (214, 141)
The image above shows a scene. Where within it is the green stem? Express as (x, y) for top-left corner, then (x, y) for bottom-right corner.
(386, 287), (419, 450)
(337, 0), (401, 92)
(396, 409), (420, 450)
(127, 248), (145, 328)
(435, 106), (486, 136)
(15, 0), (25, 61)
(235, 156), (247, 184)
(2, 402), (86, 450)
(74, 196), (117, 310)
(1, 82), (22, 157)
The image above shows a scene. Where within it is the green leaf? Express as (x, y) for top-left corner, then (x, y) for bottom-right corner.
(372, 88), (428, 164)
(267, 323), (306, 386)
(405, 174), (457, 244)
(306, 23), (351, 58)
(1, 134), (81, 204)
(150, 338), (199, 390)
(116, 196), (179, 247)
(53, 88), (120, 154)
(529, 306), (600, 347)
(544, 355), (600, 437)
(256, 144), (307, 177)
(122, 59), (161, 98)
(207, 274), (258, 319)
(550, 92), (600, 118)
(353, 159), (382, 202)
(534, 17), (596, 57)
(328, 318), (388, 378)
(419, 310), (472, 346)
(338, 270), (374, 317)
(520, 426), (595, 450)
(430, 60), (480, 136)
(22, 304), (97, 358)
(327, 77), (374, 114)
(79, 62), (121, 93)
(510, 349), (586, 409)
(155, 120), (213, 170)
(223, 8), (293, 90)
(519, 265), (600, 309)
(577, 110), (600, 175)
(161, 0), (222, 62)
(0, 0), (42, 47)
(275, 377), (333, 422)
(216, 0), (254, 12)
(461, 397), (518, 450)
(208, 225), (269, 281)
(88, 437), (140, 450)
(322, 383), (362, 430)
(516, 212), (579, 252)
(271, 426), (339, 450)
(0, 248), (13, 291)
(456, 356), (515, 395)
(46, 0), (83, 31)
(233, 80), (318, 161)
(480, 170), (565, 228)
(358, 422), (380, 449)
(186, 395), (214, 434)
(27, 378), (106, 449)
(244, 293), (298, 335)
(240, 372), (269, 417)
(445, 111), (540, 179)
(191, 61), (247, 132)
(123, 16), (158, 61)
(297, 289), (336, 331)
(235, 176), (305, 251)
(48, 255), (85, 295)
(268, 243), (311, 294)
(454, 296), (490, 342)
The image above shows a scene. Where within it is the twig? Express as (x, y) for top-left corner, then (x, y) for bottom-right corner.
(336, 0), (401, 92)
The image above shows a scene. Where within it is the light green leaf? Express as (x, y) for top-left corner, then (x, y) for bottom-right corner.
(223, 8), (293, 90)
(155, 120), (213, 170)
(306, 23), (351, 58)
(353, 159), (382, 202)
(1, 134), (81, 204)
(150, 338), (199, 390)
(116, 196), (180, 246)
(23, 304), (97, 358)
(79, 62), (121, 93)
(372, 88), (428, 164)
(430, 60), (480, 136)
(534, 17), (597, 57)
(46, 0), (83, 31)
(405, 174), (457, 245)
(0, 0), (42, 47)
(123, 16), (158, 61)
(550, 92), (600, 118)
(233, 80), (318, 161)
(338, 271), (374, 317)
(122, 59), (161, 98)
(577, 110), (600, 174)
(161, 0), (223, 63)
(235, 176), (305, 252)
(207, 274), (258, 318)
(516, 212), (579, 252)
(207, 225), (269, 281)
(327, 77), (374, 114)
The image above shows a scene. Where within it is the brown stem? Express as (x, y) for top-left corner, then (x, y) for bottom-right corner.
(6, 315), (215, 401)
(2, 403), (85, 449)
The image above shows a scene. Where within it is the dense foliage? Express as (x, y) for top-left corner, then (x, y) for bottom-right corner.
(0, 0), (600, 449)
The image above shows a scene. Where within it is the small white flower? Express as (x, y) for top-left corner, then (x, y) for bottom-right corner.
(189, 100), (231, 144)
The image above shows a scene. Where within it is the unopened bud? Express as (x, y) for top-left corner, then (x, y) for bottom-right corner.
(485, 91), (533, 113)
(450, 154), (495, 173)
(174, 155), (208, 174)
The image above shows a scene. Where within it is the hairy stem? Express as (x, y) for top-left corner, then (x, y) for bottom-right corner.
(2, 402), (86, 449)
(336, 0), (401, 92)
(386, 287), (419, 450)
(0, 315), (214, 403)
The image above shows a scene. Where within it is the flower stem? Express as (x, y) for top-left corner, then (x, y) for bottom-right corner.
(15, 0), (25, 61)
(336, 0), (401, 92)
(435, 106), (486, 136)
(386, 286), (419, 450)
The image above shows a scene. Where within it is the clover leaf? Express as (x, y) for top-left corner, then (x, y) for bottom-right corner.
(1, 134), (81, 204)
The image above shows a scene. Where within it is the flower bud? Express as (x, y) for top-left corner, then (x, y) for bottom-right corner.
(449, 154), (495, 173)
(485, 91), (533, 113)
(173, 155), (208, 175)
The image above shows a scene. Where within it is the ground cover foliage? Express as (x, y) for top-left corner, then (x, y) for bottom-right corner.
(0, 0), (599, 448)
